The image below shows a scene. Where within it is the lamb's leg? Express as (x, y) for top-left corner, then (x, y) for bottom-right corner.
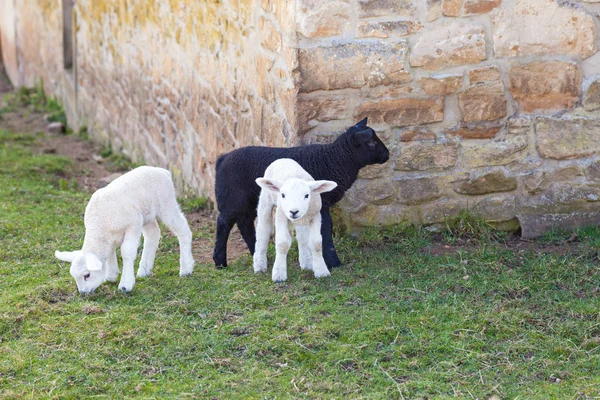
(272, 208), (291, 283)
(161, 203), (194, 276)
(320, 207), (342, 269)
(310, 213), (331, 279)
(119, 226), (142, 293)
(213, 213), (236, 268)
(295, 225), (313, 271)
(237, 213), (256, 255)
(138, 220), (161, 278)
(105, 249), (119, 282)
(253, 193), (272, 273)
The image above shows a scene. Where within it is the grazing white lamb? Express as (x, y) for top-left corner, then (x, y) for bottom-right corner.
(54, 166), (194, 293)
(253, 158), (337, 282)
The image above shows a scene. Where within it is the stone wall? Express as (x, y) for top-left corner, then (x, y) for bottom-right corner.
(296, 0), (600, 236)
(1, 0), (600, 235)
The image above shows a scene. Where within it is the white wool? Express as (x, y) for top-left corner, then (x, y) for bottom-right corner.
(55, 166), (194, 293)
(253, 159), (337, 282)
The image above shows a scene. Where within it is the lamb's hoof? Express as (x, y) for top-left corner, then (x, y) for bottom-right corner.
(137, 269), (151, 278)
(119, 286), (132, 294)
(314, 271), (331, 279)
(180, 269), (193, 277)
(254, 268), (267, 274)
(215, 263), (227, 269)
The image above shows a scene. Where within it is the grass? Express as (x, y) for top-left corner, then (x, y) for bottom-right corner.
(1, 81), (68, 129)
(2, 131), (600, 399)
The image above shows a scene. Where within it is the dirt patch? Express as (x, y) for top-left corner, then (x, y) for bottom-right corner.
(0, 72), (249, 267)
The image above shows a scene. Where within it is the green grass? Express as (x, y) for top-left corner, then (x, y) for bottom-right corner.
(2, 131), (600, 399)
(1, 81), (68, 130)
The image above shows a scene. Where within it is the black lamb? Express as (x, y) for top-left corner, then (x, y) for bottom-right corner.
(213, 118), (390, 268)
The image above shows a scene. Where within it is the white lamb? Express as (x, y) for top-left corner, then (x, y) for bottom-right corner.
(253, 158), (337, 282)
(54, 166), (194, 293)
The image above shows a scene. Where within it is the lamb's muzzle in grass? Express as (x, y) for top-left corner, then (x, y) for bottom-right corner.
(253, 158), (337, 282)
(54, 166), (194, 293)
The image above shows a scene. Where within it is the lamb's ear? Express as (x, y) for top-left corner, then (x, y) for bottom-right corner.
(352, 129), (373, 147)
(256, 178), (282, 193)
(85, 253), (103, 271)
(355, 117), (368, 128)
(309, 180), (338, 194)
(55, 250), (82, 262)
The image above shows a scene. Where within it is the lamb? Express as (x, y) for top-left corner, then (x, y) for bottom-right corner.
(54, 166), (194, 294)
(213, 117), (390, 269)
(254, 159), (337, 282)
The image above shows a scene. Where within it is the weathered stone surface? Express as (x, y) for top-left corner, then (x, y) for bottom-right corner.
(297, 0), (352, 38)
(299, 41), (410, 93)
(469, 66), (500, 83)
(519, 213), (600, 239)
(420, 198), (467, 224)
(453, 170), (517, 195)
(396, 177), (442, 205)
(357, 20), (422, 38)
(507, 115), (531, 135)
(297, 95), (348, 134)
(585, 162), (600, 181)
(358, 163), (391, 179)
(409, 24), (487, 71)
(395, 141), (458, 171)
(536, 117), (600, 160)
(458, 81), (506, 122)
(445, 124), (501, 139)
(260, 17), (282, 52)
(554, 165), (584, 181)
(399, 128), (436, 142)
(419, 75), (462, 95)
(492, 0), (597, 58)
(463, 0), (501, 14)
(462, 137), (527, 167)
(509, 62), (582, 113)
(427, 0), (443, 21)
(347, 204), (413, 227)
(443, 0), (462, 16)
(472, 194), (517, 222)
(522, 171), (548, 195)
(358, 0), (415, 17)
(343, 178), (397, 212)
(583, 79), (600, 111)
(355, 97), (444, 128)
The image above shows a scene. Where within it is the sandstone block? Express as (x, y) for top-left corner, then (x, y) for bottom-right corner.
(347, 204), (413, 227)
(399, 128), (436, 142)
(357, 20), (422, 38)
(355, 97), (444, 128)
(427, 0), (442, 21)
(419, 75), (462, 95)
(358, 0), (415, 18)
(472, 194), (517, 222)
(396, 177), (442, 205)
(442, 0), (462, 16)
(297, 0), (352, 38)
(445, 124), (501, 139)
(458, 81), (506, 122)
(259, 17), (282, 52)
(453, 170), (517, 195)
(509, 61), (582, 113)
(522, 171), (548, 195)
(492, 0), (596, 58)
(585, 163), (600, 181)
(343, 178), (397, 212)
(519, 213), (600, 239)
(420, 198), (467, 224)
(463, 0), (501, 15)
(297, 95), (349, 134)
(469, 66), (500, 83)
(536, 117), (600, 160)
(395, 141), (458, 171)
(583, 79), (600, 112)
(462, 136), (527, 167)
(410, 24), (486, 71)
(299, 41), (409, 93)
(358, 163), (392, 179)
(507, 115), (531, 135)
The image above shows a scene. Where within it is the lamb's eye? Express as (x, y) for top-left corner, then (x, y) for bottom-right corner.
(367, 140), (377, 148)
(281, 193), (286, 198)
(83, 273), (91, 281)
(304, 194), (309, 199)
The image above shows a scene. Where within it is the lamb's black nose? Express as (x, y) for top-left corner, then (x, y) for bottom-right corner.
(290, 210), (299, 219)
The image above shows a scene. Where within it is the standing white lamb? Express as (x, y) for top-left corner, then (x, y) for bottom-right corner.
(54, 166), (195, 293)
(253, 158), (337, 282)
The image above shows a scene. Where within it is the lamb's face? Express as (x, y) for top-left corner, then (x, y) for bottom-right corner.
(256, 177), (338, 221)
(279, 179), (313, 220)
(55, 250), (105, 294)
